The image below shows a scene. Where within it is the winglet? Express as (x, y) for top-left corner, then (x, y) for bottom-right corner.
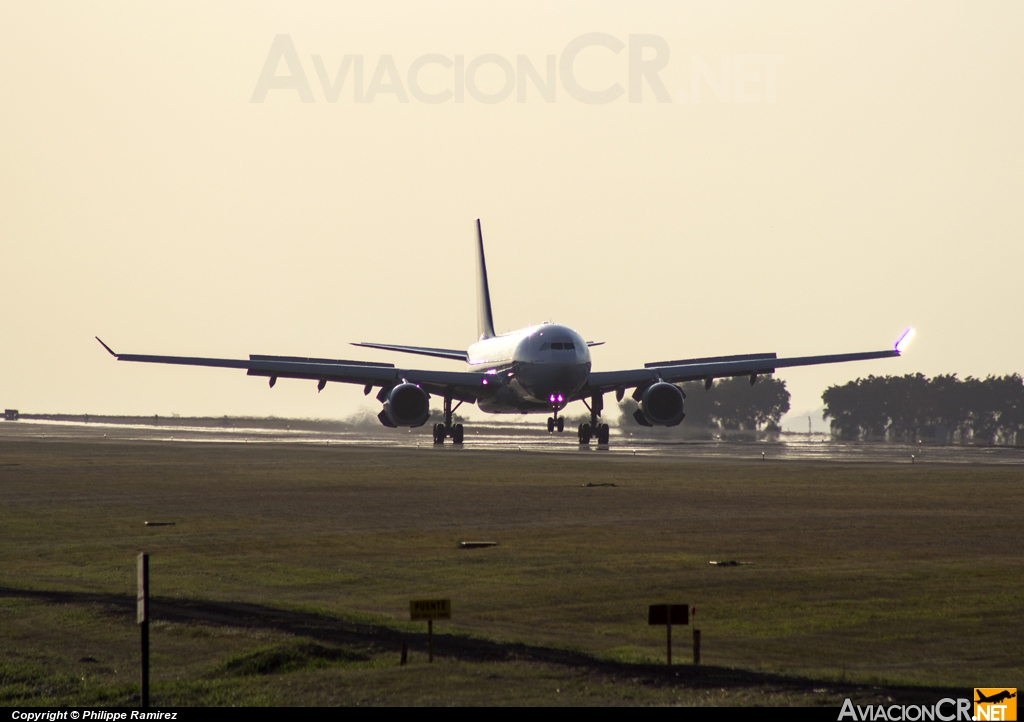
(95, 337), (118, 357)
(894, 327), (915, 354)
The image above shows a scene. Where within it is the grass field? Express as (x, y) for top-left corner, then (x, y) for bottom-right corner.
(0, 437), (1019, 705)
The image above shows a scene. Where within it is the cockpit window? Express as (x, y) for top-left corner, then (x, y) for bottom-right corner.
(539, 342), (550, 351)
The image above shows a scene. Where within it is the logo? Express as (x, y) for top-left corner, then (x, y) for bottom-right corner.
(975, 689), (1017, 721)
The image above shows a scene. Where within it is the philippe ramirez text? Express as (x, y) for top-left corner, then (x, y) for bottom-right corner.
(11, 714), (178, 721)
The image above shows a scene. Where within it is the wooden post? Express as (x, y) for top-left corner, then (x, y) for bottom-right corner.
(666, 614), (672, 666)
(137, 553), (149, 708)
(400, 640), (408, 666)
(693, 628), (701, 665)
(428, 619), (434, 663)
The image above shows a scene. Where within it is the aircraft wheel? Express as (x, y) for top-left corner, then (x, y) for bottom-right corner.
(580, 423), (592, 444)
(452, 423), (464, 444)
(557, 417), (564, 433)
(547, 417), (555, 433)
(598, 424), (610, 445)
(433, 423), (445, 444)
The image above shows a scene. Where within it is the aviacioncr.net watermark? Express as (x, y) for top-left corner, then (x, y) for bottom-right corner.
(250, 33), (782, 105)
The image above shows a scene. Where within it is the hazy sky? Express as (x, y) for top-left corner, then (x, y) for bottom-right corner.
(3, 2), (1022, 426)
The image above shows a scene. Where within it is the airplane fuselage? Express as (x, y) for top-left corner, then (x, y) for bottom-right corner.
(467, 323), (591, 413)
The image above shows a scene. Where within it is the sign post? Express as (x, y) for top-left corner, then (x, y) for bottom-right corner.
(692, 606), (700, 665)
(410, 599), (451, 663)
(137, 553), (149, 708)
(648, 604), (688, 666)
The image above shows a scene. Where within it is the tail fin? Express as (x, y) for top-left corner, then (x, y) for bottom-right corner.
(475, 219), (496, 340)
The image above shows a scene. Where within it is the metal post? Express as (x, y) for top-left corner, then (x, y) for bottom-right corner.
(137, 553), (149, 708)
(693, 629), (701, 665)
(428, 619), (434, 663)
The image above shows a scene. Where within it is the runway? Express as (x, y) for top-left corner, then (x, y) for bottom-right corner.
(3, 417), (1022, 465)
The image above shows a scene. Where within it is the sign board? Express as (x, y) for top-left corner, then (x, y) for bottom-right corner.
(410, 599), (451, 621)
(648, 604), (688, 626)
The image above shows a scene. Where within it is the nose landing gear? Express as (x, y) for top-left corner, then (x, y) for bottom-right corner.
(547, 415), (564, 433)
(433, 396), (465, 445)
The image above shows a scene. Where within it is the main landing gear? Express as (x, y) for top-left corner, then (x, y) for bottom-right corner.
(579, 392), (611, 446)
(433, 396), (464, 445)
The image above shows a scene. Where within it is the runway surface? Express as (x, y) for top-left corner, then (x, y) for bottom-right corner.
(3, 417), (1022, 465)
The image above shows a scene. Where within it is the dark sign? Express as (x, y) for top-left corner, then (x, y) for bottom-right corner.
(410, 598), (451, 621)
(648, 604), (688, 626)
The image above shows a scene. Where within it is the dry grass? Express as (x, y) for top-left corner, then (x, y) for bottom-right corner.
(0, 438), (1019, 705)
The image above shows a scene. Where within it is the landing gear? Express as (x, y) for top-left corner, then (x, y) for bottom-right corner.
(580, 393), (610, 447)
(433, 396), (465, 445)
(547, 414), (565, 433)
(577, 422), (610, 445)
(547, 417), (555, 433)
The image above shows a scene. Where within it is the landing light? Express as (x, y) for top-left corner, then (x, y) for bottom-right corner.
(895, 327), (916, 353)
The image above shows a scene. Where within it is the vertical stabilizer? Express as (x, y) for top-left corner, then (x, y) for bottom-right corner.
(475, 219), (496, 340)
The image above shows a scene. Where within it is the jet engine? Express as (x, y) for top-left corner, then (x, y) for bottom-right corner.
(633, 382), (685, 427)
(377, 383), (431, 428)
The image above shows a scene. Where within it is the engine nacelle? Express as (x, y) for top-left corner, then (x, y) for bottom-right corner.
(634, 382), (686, 427)
(378, 383), (431, 428)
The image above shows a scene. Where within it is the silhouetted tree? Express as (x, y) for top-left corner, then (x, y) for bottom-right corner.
(822, 373), (1024, 444)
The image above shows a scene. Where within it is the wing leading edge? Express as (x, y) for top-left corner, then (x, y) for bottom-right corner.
(583, 345), (903, 397)
(96, 338), (485, 402)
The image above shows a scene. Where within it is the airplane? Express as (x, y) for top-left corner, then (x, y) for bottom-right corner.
(97, 219), (911, 446)
(976, 691), (1016, 705)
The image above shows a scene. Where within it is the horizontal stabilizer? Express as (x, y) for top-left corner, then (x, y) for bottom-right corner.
(351, 342), (468, 362)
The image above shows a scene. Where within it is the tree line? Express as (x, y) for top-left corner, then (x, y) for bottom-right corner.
(822, 373), (1024, 444)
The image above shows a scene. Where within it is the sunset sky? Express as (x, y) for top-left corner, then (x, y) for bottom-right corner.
(3, 2), (1022, 428)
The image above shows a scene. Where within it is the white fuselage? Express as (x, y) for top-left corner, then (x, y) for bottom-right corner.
(466, 323), (591, 413)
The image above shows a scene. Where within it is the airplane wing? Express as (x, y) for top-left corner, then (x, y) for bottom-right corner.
(579, 330), (912, 398)
(96, 338), (486, 402)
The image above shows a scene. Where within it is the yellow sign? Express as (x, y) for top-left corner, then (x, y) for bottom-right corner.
(975, 689), (1017, 721)
(410, 599), (451, 621)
